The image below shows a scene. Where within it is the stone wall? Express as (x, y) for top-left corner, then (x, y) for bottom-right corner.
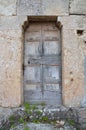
(0, 0), (86, 107)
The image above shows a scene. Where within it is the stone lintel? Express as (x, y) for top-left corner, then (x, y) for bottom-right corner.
(17, 0), (69, 16)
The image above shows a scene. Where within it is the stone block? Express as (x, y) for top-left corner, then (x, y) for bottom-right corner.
(0, 30), (23, 107)
(0, 16), (27, 30)
(58, 16), (86, 30)
(42, 0), (69, 15)
(17, 0), (69, 15)
(0, 0), (17, 16)
(17, 0), (42, 15)
(62, 29), (86, 107)
(78, 108), (86, 123)
(70, 0), (86, 14)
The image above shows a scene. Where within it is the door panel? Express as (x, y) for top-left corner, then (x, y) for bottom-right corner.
(44, 41), (61, 55)
(27, 23), (41, 32)
(25, 41), (41, 56)
(24, 22), (62, 105)
(42, 22), (58, 31)
(25, 56), (61, 66)
(44, 84), (60, 92)
(43, 31), (60, 40)
(43, 92), (62, 104)
(24, 90), (42, 103)
(44, 66), (60, 82)
(24, 66), (41, 83)
(25, 32), (41, 42)
(25, 84), (41, 91)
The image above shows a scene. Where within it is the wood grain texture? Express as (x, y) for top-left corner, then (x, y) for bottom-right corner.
(24, 22), (62, 105)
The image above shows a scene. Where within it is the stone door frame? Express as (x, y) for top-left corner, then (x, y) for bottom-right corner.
(22, 16), (64, 107)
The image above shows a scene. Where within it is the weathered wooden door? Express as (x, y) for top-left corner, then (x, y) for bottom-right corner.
(24, 22), (62, 105)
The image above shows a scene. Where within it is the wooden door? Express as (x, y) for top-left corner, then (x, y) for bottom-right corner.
(24, 22), (62, 105)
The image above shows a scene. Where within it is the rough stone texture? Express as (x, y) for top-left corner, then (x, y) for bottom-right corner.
(0, 16), (27, 30)
(62, 29), (86, 107)
(75, 108), (86, 129)
(17, 0), (69, 16)
(41, 0), (69, 16)
(70, 0), (86, 15)
(10, 123), (76, 130)
(78, 108), (86, 123)
(57, 16), (86, 107)
(0, 16), (28, 107)
(58, 16), (86, 30)
(0, 30), (23, 107)
(0, 107), (85, 129)
(0, 0), (17, 16)
(0, 107), (19, 122)
(17, 0), (42, 16)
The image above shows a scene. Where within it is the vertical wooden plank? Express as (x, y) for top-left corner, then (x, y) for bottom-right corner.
(44, 41), (61, 55)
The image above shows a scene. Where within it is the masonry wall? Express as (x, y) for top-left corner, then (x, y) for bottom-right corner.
(0, 0), (86, 107)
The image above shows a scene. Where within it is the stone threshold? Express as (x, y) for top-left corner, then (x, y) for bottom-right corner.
(0, 105), (86, 129)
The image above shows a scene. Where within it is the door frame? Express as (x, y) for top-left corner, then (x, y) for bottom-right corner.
(22, 16), (63, 105)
